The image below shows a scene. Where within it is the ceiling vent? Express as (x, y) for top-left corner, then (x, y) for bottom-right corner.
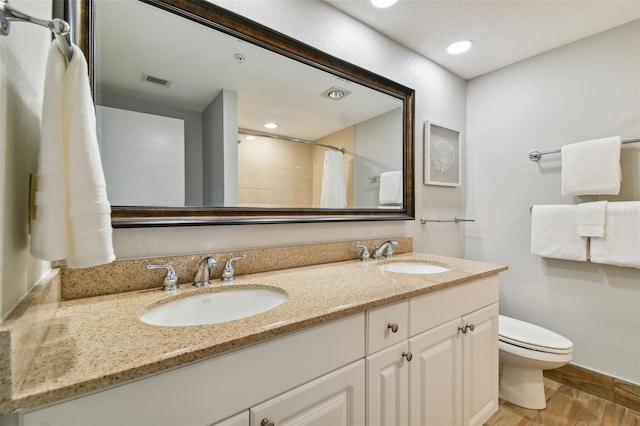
(141, 73), (172, 87)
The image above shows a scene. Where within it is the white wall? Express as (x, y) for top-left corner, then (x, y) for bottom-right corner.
(466, 20), (640, 384)
(111, 0), (467, 259)
(354, 108), (403, 208)
(97, 106), (185, 206)
(0, 0), (51, 319)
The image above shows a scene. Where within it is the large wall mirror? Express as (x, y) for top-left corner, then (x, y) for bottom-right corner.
(70, 0), (415, 227)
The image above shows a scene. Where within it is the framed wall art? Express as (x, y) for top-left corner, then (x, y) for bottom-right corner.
(424, 121), (461, 186)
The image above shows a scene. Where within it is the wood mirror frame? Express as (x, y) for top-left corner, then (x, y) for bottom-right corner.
(69, 0), (415, 227)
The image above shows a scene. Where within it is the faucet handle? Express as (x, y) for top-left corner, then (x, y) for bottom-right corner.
(146, 264), (179, 291)
(355, 242), (370, 261)
(222, 254), (247, 283)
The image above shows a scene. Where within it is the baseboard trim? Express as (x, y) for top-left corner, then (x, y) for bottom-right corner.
(543, 363), (640, 412)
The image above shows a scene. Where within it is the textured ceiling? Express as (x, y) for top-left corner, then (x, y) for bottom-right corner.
(324, 0), (640, 79)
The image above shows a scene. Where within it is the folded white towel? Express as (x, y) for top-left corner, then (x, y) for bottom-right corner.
(590, 202), (640, 268)
(561, 136), (621, 196)
(379, 171), (403, 205)
(31, 41), (115, 268)
(531, 205), (588, 261)
(576, 201), (607, 237)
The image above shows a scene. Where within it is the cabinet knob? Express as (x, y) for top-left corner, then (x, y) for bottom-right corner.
(402, 351), (413, 361)
(387, 323), (399, 333)
(261, 419), (275, 426)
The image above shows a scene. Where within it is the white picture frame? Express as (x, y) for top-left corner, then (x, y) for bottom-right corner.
(424, 121), (462, 187)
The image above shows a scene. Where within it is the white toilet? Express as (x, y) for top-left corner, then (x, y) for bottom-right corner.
(498, 315), (573, 409)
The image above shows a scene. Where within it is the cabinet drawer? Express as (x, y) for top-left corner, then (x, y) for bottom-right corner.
(366, 301), (408, 354)
(410, 275), (499, 336)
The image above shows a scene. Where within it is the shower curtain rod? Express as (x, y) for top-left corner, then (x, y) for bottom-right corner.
(0, 0), (73, 63)
(238, 129), (346, 153)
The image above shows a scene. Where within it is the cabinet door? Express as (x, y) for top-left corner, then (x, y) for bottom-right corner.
(250, 360), (365, 426)
(462, 303), (499, 426)
(409, 318), (462, 426)
(366, 341), (410, 426)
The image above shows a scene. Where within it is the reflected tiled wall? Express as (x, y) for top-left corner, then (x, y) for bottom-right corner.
(238, 137), (313, 207)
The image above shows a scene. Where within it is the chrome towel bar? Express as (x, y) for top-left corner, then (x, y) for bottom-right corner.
(420, 217), (475, 224)
(529, 138), (640, 162)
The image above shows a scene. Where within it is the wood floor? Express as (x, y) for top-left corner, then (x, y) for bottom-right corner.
(485, 378), (640, 426)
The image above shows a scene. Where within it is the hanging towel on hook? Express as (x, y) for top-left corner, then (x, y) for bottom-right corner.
(31, 40), (115, 268)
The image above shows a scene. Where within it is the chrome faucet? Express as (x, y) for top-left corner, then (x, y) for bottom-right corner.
(221, 254), (247, 283)
(146, 264), (179, 291)
(355, 242), (370, 261)
(193, 256), (216, 287)
(373, 240), (398, 260)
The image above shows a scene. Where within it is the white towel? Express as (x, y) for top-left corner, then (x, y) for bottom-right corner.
(30, 41), (115, 268)
(590, 202), (640, 268)
(561, 136), (621, 196)
(576, 201), (607, 237)
(320, 150), (347, 208)
(531, 205), (588, 261)
(379, 171), (403, 205)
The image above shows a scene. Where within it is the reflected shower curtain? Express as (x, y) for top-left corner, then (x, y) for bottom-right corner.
(320, 150), (347, 208)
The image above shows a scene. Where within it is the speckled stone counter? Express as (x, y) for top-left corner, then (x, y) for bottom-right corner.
(0, 252), (506, 415)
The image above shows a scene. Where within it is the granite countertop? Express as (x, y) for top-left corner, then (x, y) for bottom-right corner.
(5, 252), (506, 414)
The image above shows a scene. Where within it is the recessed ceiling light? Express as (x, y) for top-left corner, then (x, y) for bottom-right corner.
(263, 122), (279, 129)
(447, 39), (474, 55)
(245, 135), (256, 141)
(321, 86), (352, 100)
(371, 0), (397, 8)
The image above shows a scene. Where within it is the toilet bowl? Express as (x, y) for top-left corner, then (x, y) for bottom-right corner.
(498, 315), (572, 409)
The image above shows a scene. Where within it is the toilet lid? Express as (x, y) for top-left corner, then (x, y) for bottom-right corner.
(499, 315), (572, 354)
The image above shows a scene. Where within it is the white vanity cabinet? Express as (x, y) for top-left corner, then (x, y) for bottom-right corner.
(366, 275), (500, 426)
(19, 274), (499, 426)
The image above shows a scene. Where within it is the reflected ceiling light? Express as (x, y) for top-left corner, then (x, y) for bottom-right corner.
(447, 39), (474, 55)
(263, 122), (279, 129)
(245, 135), (256, 141)
(321, 86), (352, 101)
(371, 0), (397, 8)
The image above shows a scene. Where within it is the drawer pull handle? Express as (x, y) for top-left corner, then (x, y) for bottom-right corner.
(261, 419), (275, 426)
(402, 351), (413, 361)
(387, 323), (399, 333)
(458, 324), (475, 334)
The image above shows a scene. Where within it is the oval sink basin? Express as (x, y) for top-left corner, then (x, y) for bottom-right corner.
(378, 262), (450, 274)
(140, 288), (288, 327)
